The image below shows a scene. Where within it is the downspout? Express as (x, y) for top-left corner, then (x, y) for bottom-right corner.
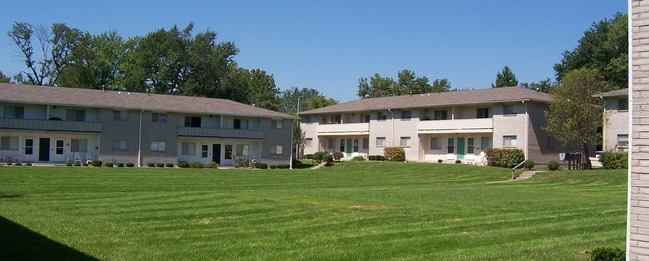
(137, 109), (144, 167)
(289, 119), (294, 170)
(522, 100), (528, 160)
(599, 96), (606, 151)
(388, 108), (394, 146)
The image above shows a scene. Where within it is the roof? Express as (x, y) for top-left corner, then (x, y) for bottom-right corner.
(595, 88), (629, 98)
(300, 86), (552, 115)
(0, 83), (296, 120)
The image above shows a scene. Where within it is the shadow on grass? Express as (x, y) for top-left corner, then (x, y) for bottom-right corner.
(0, 215), (98, 261)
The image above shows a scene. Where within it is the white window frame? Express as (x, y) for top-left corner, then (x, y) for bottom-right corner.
(430, 137), (441, 150)
(152, 113), (167, 123)
(305, 138), (313, 147)
(270, 145), (283, 155)
(113, 110), (129, 121)
(151, 141), (166, 152)
(400, 137), (411, 147)
(376, 137), (386, 147)
(617, 134), (629, 147)
(181, 142), (196, 156)
(503, 135), (518, 147)
(71, 139), (88, 153)
(112, 140), (128, 152)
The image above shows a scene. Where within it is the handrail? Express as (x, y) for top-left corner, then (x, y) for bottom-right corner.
(512, 160), (527, 180)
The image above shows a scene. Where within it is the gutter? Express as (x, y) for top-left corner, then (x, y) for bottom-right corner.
(137, 109), (144, 167)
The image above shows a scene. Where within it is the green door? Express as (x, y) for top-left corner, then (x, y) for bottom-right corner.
(346, 139), (353, 157)
(457, 137), (465, 159)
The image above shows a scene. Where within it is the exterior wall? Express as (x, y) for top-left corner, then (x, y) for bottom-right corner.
(0, 131), (99, 163)
(492, 103), (528, 155)
(260, 118), (293, 166)
(604, 98), (630, 151)
(98, 109), (140, 164)
(525, 102), (565, 164)
(300, 119), (320, 155)
(419, 133), (491, 164)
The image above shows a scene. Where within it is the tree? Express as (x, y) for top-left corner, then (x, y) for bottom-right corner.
(544, 68), (605, 169)
(357, 70), (450, 98)
(0, 71), (10, 83)
(521, 78), (556, 93)
(280, 87), (337, 114)
(491, 65), (518, 87)
(554, 13), (627, 90)
(431, 78), (451, 92)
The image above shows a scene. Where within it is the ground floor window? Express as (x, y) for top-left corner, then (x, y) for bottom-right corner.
(56, 140), (64, 155)
(112, 140), (128, 151)
(376, 137), (386, 147)
(328, 139), (335, 149)
(201, 145), (208, 158)
(430, 137), (441, 150)
(71, 139), (88, 153)
(24, 139), (33, 155)
(150, 141), (166, 152)
(481, 137), (492, 150)
(447, 138), (454, 153)
(181, 142), (196, 155)
(363, 138), (369, 150)
(353, 139), (359, 152)
(225, 145), (233, 159)
(400, 137), (411, 147)
(270, 145), (283, 155)
(617, 134), (628, 147)
(236, 144), (249, 157)
(0, 136), (18, 151)
(305, 138), (313, 147)
(467, 138), (475, 154)
(503, 135), (517, 147)
(340, 139), (345, 152)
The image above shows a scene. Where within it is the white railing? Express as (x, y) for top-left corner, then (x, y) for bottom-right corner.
(317, 123), (370, 136)
(0, 118), (101, 133)
(178, 127), (263, 139)
(417, 118), (493, 134)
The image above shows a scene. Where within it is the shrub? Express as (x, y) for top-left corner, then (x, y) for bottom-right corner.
(104, 162), (114, 167)
(524, 160), (535, 170)
(292, 159), (302, 167)
(313, 151), (327, 163)
(438, 159), (443, 163)
(15, 163), (22, 166)
(305, 154), (314, 159)
(146, 163), (155, 167)
(351, 156), (366, 161)
(92, 160), (103, 167)
(548, 160), (561, 171)
(6, 162), (12, 166)
(66, 163), (73, 166)
(205, 162), (218, 169)
(455, 160), (461, 164)
(601, 151), (628, 169)
(156, 163), (165, 168)
(384, 147), (406, 162)
(191, 161), (205, 168)
(254, 162), (268, 169)
(589, 246), (624, 261)
(82, 163), (88, 167)
(368, 155), (386, 161)
(332, 151), (344, 161)
(74, 162), (81, 166)
(177, 161), (190, 168)
(276, 164), (291, 169)
(322, 153), (333, 164)
(116, 163), (125, 167)
(485, 148), (525, 168)
(126, 163), (135, 167)
(165, 163), (174, 168)
(25, 163), (32, 166)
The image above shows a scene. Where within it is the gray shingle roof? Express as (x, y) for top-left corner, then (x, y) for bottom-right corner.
(595, 88), (629, 98)
(300, 86), (551, 115)
(0, 83), (296, 119)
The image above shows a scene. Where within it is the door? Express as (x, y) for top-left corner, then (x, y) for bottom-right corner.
(346, 139), (352, 157)
(212, 144), (221, 164)
(457, 137), (465, 160)
(39, 138), (50, 162)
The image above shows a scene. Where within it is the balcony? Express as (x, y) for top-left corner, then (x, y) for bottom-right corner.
(178, 127), (263, 140)
(417, 118), (493, 134)
(0, 118), (101, 133)
(317, 123), (370, 136)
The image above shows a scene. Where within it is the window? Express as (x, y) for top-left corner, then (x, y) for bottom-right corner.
(71, 139), (88, 153)
(113, 110), (128, 121)
(150, 141), (166, 152)
(434, 110), (448, 120)
(4, 106), (24, 119)
(181, 142), (196, 155)
(447, 138), (455, 154)
(233, 119), (248, 129)
(361, 114), (370, 123)
(0, 136), (18, 151)
(56, 140), (64, 155)
(201, 145), (208, 158)
(305, 138), (313, 147)
(225, 145), (233, 159)
(270, 145), (283, 155)
(400, 137), (411, 147)
(477, 108), (490, 118)
(503, 104), (516, 115)
(481, 137), (493, 150)
(430, 137), (441, 150)
(618, 99), (629, 111)
(617, 134), (629, 147)
(236, 144), (249, 157)
(340, 139), (345, 152)
(304, 115), (313, 124)
(353, 139), (359, 152)
(503, 135), (517, 147)
(24, 139), (33, 155)
(376, 137), (386, 147)
(152, 113), (167, 123)
(67, 109), (86, 122)
(328, 138), (335, 149)
(467, 138), (475, 154)
(112, 140), (128, 151)
(377, 111), (387, 121)
(401, 110), (411, 121)
(184, 116), (201, 127)
(363, 138), (369, 150)
(272, 120), (284, 129)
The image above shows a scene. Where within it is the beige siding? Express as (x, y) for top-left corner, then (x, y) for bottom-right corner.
(633, 1), (648, 259)
(604, 98), (630, 151)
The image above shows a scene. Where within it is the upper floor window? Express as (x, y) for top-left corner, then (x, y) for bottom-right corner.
(184, 116), (201, 128)
(304, 115), (313, 124)
(272, 119), (283, 129)
(377, 111), (387, 121)
(503, 104), (517, 115)
(152, 113), (167, 123)
(433, 110), (448, 120)
(67, 109), (86, 122)
(618, 99), (629, 111)
(477, 108), (490, 118)
(4, 106), (24, 119)
(361, 114), (370, 123)
(113, 110), (128, 121)
(401, 110), (412, 121)
(329, 115), (341, 124)
(234, 119), (248, 129)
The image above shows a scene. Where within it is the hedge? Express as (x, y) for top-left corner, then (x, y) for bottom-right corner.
(384, 147), (405, 162)
(601, 151), (628, 169)
(485, 148), (525, 168)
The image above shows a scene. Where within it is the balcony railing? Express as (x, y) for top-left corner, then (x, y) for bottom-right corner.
(417, 118), (493, 134)
(178, 127), (263, 140)
(0, 118), (101, 133)
(317, 123), (370, 136)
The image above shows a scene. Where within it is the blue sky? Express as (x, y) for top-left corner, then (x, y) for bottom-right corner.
(0, 1), (627, 102)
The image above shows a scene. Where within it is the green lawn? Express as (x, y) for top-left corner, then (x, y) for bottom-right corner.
(0, 162), (626, 260)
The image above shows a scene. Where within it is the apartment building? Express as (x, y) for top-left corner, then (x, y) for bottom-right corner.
(299, 87), (563, 164)
(0, 83), (295, 166)
(596, 88), (629, 152)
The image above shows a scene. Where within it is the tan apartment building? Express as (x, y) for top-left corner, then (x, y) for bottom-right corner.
(597, 88), (629, 152)
(0, 83), (295, 166)
(299, 87), (563, 164)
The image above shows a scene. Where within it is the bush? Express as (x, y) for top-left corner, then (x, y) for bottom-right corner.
(589, 246), (624, 261)
(104, 162), (114, 167)
(524, 160), (535, 170)
(322, 153), (333, 164)
(368, 155), (384, 161)
(254, 162), (268, 169)
(82, 163), (88, 167)
(292, 159), (302, 167)
(15, 163), (22, 166)
(313, 151), (327, 163)
(66, 163), (73, 166)
(156, 163), (165, 168)
(601, 151), (628, 169)
(126, 163), (135, 167)
(146, 163), (155, 167)
(116, 163), (125, 167)
(455, 160), (461, 164)
(74, 162), (81, 166)
(92, 160), (103, 167)
(438, 159), (443, 163)
(351, 156), (366, 161)
(177, 161), (190, 168)
(332, 151), (344, 161)
(165, 163), (174, 168)
(485, 148), (525, 168)
(548, 160), (561, 171)
(275, 164), (291, 169)
(25, 163), (32, 166)
(191, 161), (205, 168)
(205, 162), (218, 169)
(304, 154), (314, 159)
(384, 147), (406, 162)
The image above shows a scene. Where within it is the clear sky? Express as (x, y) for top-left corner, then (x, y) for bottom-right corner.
(0, 0), (627, 102)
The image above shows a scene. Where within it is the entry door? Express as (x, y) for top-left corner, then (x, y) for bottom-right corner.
(39, 138), (50, 162)
(212, 144), (221, 164)
(346, 139), (353, 157)
(456, 137), (465, 160)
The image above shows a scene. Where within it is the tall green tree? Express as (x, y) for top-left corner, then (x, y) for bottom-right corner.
(358, 70), (450, 98)
(491, 65), (518, 87)
(554, 13), (627, 89)
(280, 87), (337, 114)
(0, 71), (10, 83)
(544, 68), (605, 169)
(431, 78), (451, 92)
(521, 78), (556, 93)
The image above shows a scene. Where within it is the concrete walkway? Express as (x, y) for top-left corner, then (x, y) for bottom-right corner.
(487, 171), (543, 184)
